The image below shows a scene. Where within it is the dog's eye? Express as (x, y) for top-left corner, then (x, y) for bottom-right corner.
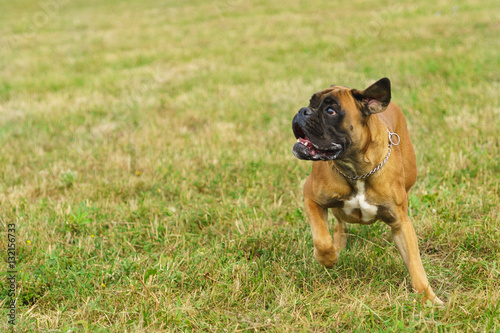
(326, 107), (336, 115)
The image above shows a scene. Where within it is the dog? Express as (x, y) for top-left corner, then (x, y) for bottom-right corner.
(292, 78), (443, 304)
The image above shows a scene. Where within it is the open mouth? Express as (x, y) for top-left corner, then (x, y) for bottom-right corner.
(292, 124), (343, 160)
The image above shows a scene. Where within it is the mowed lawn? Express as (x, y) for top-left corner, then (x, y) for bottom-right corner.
(0, 0), (499, 331)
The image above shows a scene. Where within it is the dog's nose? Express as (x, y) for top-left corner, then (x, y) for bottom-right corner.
(299, 107), (312, 116)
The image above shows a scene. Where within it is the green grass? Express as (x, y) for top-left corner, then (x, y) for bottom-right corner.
(0, 0), (499, 331)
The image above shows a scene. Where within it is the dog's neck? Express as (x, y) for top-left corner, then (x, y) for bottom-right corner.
(332, 116), (390, 180)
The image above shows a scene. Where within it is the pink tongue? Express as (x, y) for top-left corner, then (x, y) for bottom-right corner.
(299, 137), (311, 144)
(299, 137), (317, 155)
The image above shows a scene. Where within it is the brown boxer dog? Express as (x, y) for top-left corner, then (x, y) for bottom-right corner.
(292, 78), (443, 304)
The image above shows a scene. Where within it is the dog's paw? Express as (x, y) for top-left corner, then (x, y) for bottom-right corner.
(422, 295), (445, 306)
(314, 246), (339, 269)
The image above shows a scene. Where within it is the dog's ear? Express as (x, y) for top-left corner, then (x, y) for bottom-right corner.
(351, 77), (391, 115)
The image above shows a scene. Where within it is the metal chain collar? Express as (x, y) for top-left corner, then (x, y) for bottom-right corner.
(334, 129), (400, 180)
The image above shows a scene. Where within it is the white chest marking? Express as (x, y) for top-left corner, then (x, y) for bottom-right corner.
(343, 181), (378, 222)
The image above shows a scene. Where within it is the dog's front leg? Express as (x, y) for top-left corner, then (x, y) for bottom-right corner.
(390, 216), (443, 305)
(332, 210), (348, 253)
(305, 198), (338, 268)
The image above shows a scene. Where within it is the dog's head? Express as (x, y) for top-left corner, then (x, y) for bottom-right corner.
(292, 77), (392, 161)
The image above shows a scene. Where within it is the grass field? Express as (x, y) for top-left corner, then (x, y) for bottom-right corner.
(1, 0), (499, 331)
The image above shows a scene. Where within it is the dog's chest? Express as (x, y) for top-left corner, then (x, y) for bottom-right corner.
(341, 181), (378, 223)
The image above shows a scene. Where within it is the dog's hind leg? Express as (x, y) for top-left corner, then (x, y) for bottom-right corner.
(390, 215), (444, 305)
